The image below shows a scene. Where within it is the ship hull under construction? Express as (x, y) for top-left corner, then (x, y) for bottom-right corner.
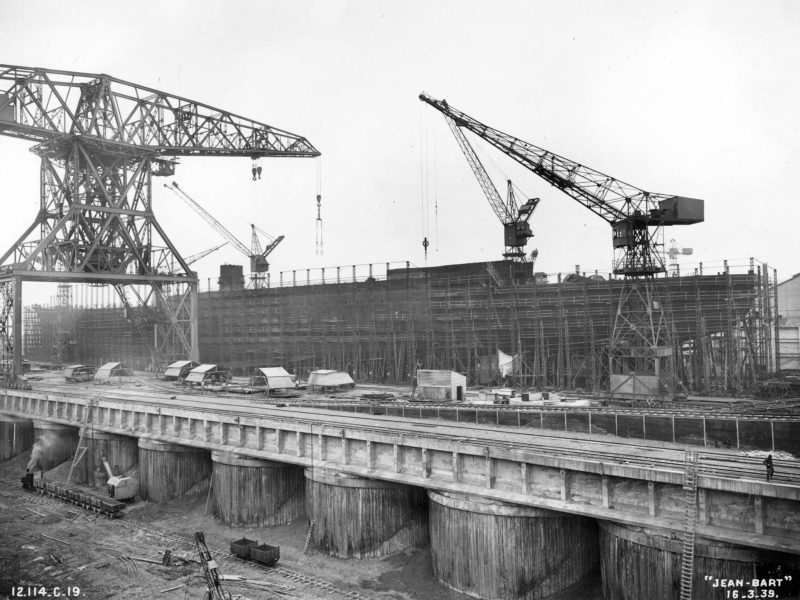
(23, 260), (777, 396)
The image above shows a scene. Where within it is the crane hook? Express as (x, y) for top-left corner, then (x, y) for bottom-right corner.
(251, 158), (262, 181)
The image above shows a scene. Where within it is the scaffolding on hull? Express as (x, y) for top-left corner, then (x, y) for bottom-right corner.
(22, 260), (778, 396)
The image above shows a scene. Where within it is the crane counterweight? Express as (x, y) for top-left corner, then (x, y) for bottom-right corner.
(420, 92), (704, 401)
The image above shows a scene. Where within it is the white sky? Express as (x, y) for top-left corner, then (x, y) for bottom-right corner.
(1, 0), (799, 304)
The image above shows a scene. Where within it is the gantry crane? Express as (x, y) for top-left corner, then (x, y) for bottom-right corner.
(420, 93), (704, 400)
(438, 110), (539, 261)
(165, 181), (284, 288)
(0, 65), (318, 382)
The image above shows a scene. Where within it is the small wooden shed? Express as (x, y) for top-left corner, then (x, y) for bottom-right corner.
(185, 364), (230, 385)
(417, 370), (466, 401)
(308, 370), (354, 390)
(251, 367), (296, 391)
(94, 362), (133, 382)
(163, 360), (199, 381)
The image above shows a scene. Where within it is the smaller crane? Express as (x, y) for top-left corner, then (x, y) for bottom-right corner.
(195, 531), (232, 600)
(430, 104), (540, 261)
(667, 238), (693, 276)
(165, 181), (284, 287)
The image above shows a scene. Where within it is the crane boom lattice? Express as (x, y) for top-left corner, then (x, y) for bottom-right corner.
(0, 65), (317, 382)
(420, 93), (704, 401)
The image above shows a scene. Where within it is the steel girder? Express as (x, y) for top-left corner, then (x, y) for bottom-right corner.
(419, 93), (685, 277)
(419, 93), (704, 400)
(0, 65), (320, 158)
(0, 143), (198, 378)
(0, 64), (320, 381)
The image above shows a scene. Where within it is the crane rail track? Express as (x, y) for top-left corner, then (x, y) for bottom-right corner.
(12, 383), (800, 484)
(29, 381), (800, 420)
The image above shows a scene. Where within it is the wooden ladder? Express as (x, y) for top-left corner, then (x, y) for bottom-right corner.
(303, 520), (316, 555)
(679, 450), (700, 600)
(65, 397), (96, 486)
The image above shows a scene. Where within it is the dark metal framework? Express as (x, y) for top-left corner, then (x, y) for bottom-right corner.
(420, 93), (704, 399)
(0, 65), (319, 381)
(440, 114), (539, 261)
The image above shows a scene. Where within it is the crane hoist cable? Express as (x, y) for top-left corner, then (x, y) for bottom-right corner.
(315, 156), (323, 255)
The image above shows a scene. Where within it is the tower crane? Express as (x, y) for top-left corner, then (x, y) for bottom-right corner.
(667, 239), (693, 276)
(0, 64), (318, 381)
(420, 93), (704, 400)
(184, 242), (228, 267)
(438, 110), (540, 261)
(165, 181), (284, 288)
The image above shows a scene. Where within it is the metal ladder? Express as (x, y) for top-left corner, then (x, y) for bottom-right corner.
(65, 397), (96, 486)
(679, 450), (700, 600)
(485, 263), (506, 287)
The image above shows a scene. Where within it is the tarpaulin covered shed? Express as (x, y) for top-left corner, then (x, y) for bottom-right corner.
(252, 367), (296, 390)
(185, 364), (230, 385)
(163, 360), (199, 381)
(95, 362), (133, 382)
(308, 369), (354, 390)
(63, 364), (95, 382)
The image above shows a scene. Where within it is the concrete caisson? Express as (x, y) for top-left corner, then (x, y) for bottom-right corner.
(429, 490), (599, 600)
(0, 414), (33, 462)
(211, 451), (305, 526)
(138, 439), (211, 502)
(75, 430), (138, 486)
(304, 467), (429, 558)
(599, 521), (800, 600)
(30, 420), (78, 470)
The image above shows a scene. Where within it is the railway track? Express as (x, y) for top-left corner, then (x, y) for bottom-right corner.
(0, 476), (370, 600)
(16, 382), (800, 483)
(30, 378), (800, 420)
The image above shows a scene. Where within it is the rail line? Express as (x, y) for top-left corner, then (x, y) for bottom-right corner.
(14, 385), (800, 484)
(0, 476), (369, 600)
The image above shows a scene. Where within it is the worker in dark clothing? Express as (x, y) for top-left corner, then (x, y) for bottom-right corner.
(764, 454), (775, 482)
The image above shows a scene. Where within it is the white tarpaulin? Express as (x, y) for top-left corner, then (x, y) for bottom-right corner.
(186, 364), (225, 383)
(164, 360), (197, 379)
(258, 367), (296, 390)
(498, 350), (517, 377)
(309, 370), (354, 388)
(95, 362), (131, 381)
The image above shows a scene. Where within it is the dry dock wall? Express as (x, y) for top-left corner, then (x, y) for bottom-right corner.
(429, 490), (599, 599)
(211, 451), (304, 526)
(304, 467), (429, 558)
(75, 429), (138, 486)
(138, 439), (211, 502)
(5, 390), (797, 556)
(599, 521), (800, 600)
(0, 414), (33, 461)
(31, 420), (77, 470)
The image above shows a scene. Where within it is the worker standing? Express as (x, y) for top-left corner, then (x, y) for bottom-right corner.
(764, 454), (775, 482)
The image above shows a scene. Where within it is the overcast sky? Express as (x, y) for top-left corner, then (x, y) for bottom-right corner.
(1, 0), (798, 303)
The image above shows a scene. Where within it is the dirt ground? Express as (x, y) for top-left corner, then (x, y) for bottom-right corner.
(0, 452), (603, 600)
(0, 450), (601, 600)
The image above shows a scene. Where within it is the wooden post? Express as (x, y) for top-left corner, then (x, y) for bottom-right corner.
(647, 481), (656, 517)
(602, 476), (610, 508)
(520, 462), (529, 494)
(754, 496), (764, 534)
